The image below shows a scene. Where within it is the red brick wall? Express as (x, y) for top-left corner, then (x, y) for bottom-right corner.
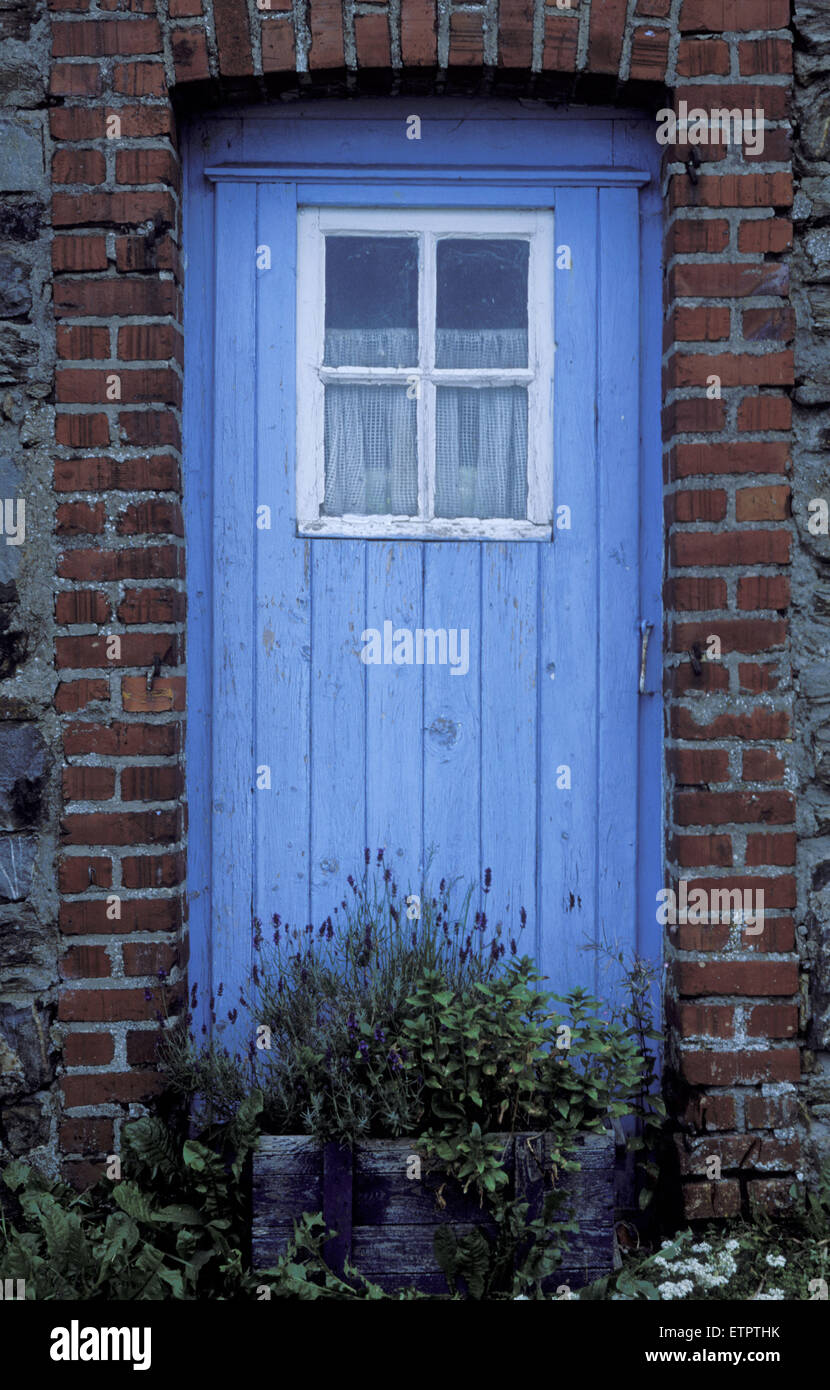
(48, 0), (801, 1216)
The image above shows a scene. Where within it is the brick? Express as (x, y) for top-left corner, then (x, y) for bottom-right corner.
(401, 0), (436, 64)
(670, 351), (794, 389)
(62, 767), (116, 801)
(60, 1117), (114, 1153)
(683, 1093), (737, 1131)
(748, 1178), (800, 1216)
(669, 747), (729, 783)
(671, 707), (789, 742)
(56, 325), (111, 359)
(55, 679), (110, 713)
(677, 872), (795, 909)
(59, 897), (182, 934)
(58, 545), (182, 582)
(53, 235), (108, 274)
(59, 854), (112, 892)
(123, 941), (178, 976)
(56, 633), (181, 670)
(118, 588), (185, 624)
(60, 809), (181, 846)
(308, 0), (344, 67)
(681, 1181), (741, 1219)
(354, 12), (391, 67)
(122, 766), (182, 801)
(55, 414), (110, 448)
(50, 110), (105, 142)
(59, 986), (170, 1023)
(739, 38), (791, 75)
(671, 262), (788, 298)
(738, 218), (792, 254)
(261, 17), (295, 72)
(669, 663), (730, 696)
(60, 944), (111, 979)
(116, 231), (182, 275)
(671, 441), (790, 477)
(499, 0), (532, 68)
(671, 834), (733, 868)
(666, 489), (727, 523)
(672, 619), (787, 654)
(52, 149), (106, 186)
(57, 368), (181, 407)
(676, 960), (798, 997)
(54, 455), (180, 492)
(117, 324), (181, 361)
(680, 1050), (799, 1086)
(121, 675), (186, 712)
(169, 0), (201, 12)
(675, 790), (794, 827)
(668, 218), (729, 255)
(50, 63), (102, 96)
(667, 576), (727, 610)
(118, 411), (181, 449)
(449, 10), (483, 65)
(213, 0), (253, 75)
(735, 484), (790, 522)
(663, 398), (726, 434)
(542, 15), (578, 71)
(745, 1093), (797, 1128)
(742, 307), (795, 342)
(746, 1004), (798, 1039)
(674, 916), (794, 953)
(743, 747), (786, 782)
(52, 18), (161, 56)
(738, 663), (781, 693)
(115, 149), (179, 188)
(111, 106), (177, 140)
(671, 531), (790, 567)
(737, 396), (791, 432)
(671, 172), (792, 211)
(117, 499), (183, 535)
(54, 275), (177, 317)
(127, 1029), (163, 1065)
(737, 575), (789, 610)
(679, 0), (790, 30)
(674, 84), (789, 121)
(63, 722), (179, 757)
(55, 500), (105, 536)
(676, 1003), (734, 1039)
(629, 27), (669, 82)
(61, 1072), (165, 1107)
(121, 851), (185, 888)
(587, 0), (626, 73)
(112, 61), (167, 96)
(671, 306), (730, 342)
(745, 832), (795, 866)
(676, 38), (729, 77)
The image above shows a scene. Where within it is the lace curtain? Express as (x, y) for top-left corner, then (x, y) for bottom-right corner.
(322, 328), (528, 519)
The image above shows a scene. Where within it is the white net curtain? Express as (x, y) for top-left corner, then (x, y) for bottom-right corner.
(322, 327), (528, 519)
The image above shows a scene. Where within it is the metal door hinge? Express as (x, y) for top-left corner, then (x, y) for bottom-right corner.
(638, 619), (654, 695)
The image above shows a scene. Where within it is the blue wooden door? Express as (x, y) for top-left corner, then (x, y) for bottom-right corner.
(183, 105), (663, 1038)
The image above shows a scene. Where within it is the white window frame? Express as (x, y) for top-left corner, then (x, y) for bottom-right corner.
(296, 206), (555, 541)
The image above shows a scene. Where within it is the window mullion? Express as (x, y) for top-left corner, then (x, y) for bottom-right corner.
(422, 231), (436, 521)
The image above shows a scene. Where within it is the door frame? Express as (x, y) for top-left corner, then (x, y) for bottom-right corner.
(181, 99), (665, 1043)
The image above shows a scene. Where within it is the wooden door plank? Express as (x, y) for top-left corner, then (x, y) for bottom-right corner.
(309, 541), (367, 926)
(596, 187), (641, 994)
(365, 542), (425, 899)
(481, 542), (538, 944)
(422, 543), (482, 906)
(253, 182), (312, 939)
(538, 188), (600, 998)
(211, 182), (257, 1044)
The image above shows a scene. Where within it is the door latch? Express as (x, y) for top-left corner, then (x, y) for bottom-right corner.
(638, 620), (653, 695)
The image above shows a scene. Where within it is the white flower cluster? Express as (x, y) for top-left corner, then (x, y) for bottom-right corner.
(765, 1253), (786, 1269)
(754, 1288), (786, 1301)
(651, 1237), (738, 1297)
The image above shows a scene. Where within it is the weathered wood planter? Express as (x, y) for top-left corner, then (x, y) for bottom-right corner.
(252, 1131), (617, 1294)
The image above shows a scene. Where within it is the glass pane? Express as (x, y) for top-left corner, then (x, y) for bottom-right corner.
(323, 385), (418, 516)
(435, 386), (527, 520)
(436, 238), (529, 368)
(324, 235), (418, 367)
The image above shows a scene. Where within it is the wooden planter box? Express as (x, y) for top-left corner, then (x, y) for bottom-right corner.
(252, 1130), (618, 1294)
